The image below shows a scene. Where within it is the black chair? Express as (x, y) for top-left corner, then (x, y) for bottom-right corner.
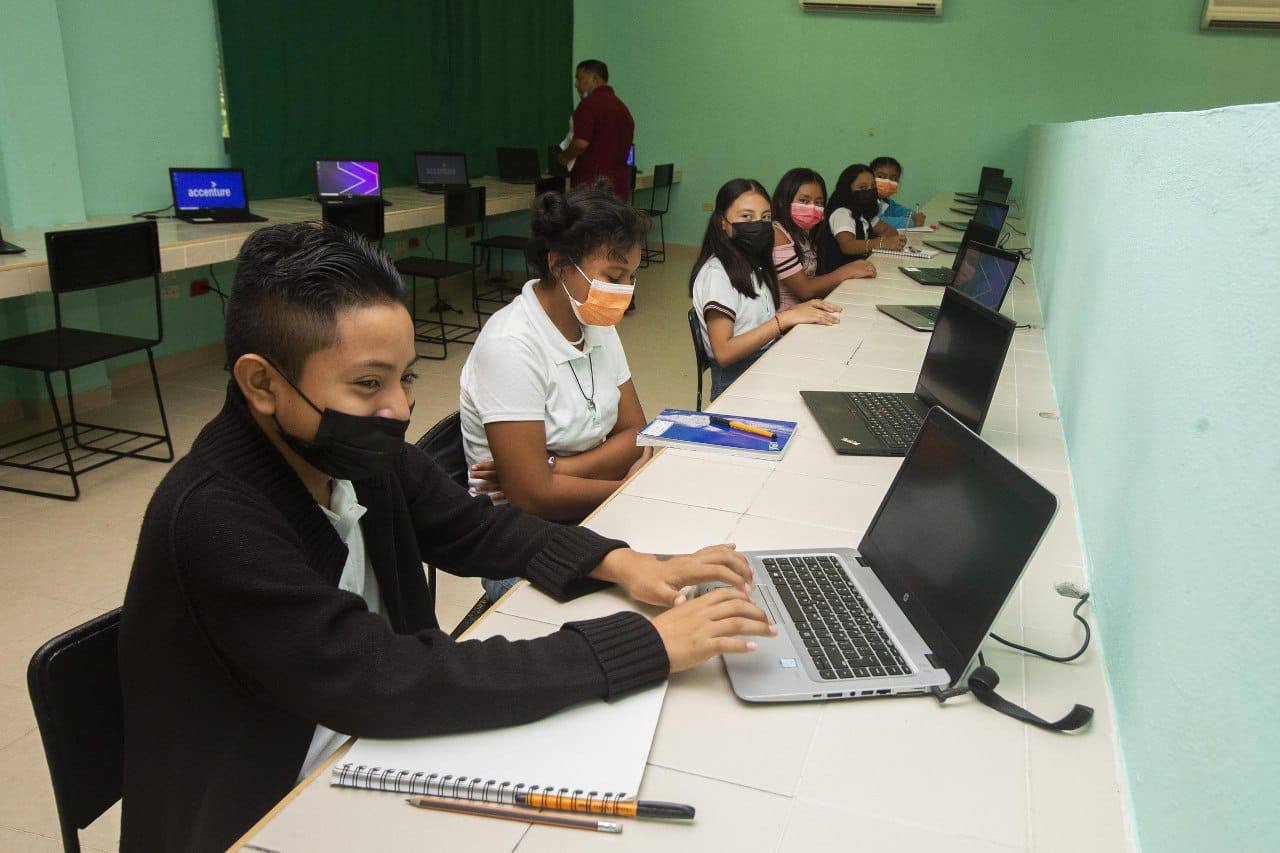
(687, 307), (711, 412)
(28, 608), (123, 853)
(395, 187), (484, 360)
(0, 221), (173, 500)
(470, 177), (570, 320)
(321, 197), (385, 245)
(414, 412), (491, 639)
(637, 163), (674, 265)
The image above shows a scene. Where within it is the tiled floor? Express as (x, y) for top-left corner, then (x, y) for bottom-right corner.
(0, 246), (704, 850)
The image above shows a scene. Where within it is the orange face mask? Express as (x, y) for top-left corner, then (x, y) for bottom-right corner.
(563, 262), (634, 326)
(875, 177), (900, 198)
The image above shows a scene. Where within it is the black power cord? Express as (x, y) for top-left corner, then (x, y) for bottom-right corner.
(991, 584), (1092, 662)
(132, 203), (175, 220)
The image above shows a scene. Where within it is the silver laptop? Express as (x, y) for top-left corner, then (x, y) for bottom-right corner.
(878, 241), (1020, 332)
(703, 407), (1057, 703)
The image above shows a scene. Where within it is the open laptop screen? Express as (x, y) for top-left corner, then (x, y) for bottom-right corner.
(171, 169), (247, 211)
(951, 243), (1019, 311)
(977, 166), (1003, 193)
(914, 288), (1014, 433)
(316, 160), (381, 198)
(973, 200), (1009, 231)
(415, 152), (468, 189)
(859, 408), (1057, 686)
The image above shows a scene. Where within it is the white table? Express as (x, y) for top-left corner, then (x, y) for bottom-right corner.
(0, 172), (681, 300)
(235, 194), (1131, 853)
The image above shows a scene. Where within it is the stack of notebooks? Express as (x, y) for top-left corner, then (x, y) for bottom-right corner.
(637, 408), (797, 461)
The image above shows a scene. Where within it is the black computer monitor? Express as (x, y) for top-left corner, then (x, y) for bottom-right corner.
(951, 242), (1020, 312)
(415, 152), (469, 192)
(496, 147), (540, 184)
(914, 287), (1015, 434)
(858, 407), (1057, 686)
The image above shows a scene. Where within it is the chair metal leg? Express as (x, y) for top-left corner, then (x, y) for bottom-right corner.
(146, 348), (175, 462)
(45, 372), (80, 501)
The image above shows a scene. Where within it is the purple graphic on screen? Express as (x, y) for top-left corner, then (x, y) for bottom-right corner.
(316, 160), (381, 197)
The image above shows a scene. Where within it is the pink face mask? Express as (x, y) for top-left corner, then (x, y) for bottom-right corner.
(790, 202), (825, 230)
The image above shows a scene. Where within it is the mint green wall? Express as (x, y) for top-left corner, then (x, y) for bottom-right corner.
(574, 0), (1280, 246)
(1025, 102), (1280, 853)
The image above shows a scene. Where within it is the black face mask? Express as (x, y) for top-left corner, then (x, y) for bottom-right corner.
(729, 219), (774, 258)
(850, 188), (880, 220)
(269, 366), (411, 481)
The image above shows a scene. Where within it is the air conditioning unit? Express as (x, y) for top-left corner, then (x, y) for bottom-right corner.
(1201, 0), (1280, 30)
(799, 0), (942, 16)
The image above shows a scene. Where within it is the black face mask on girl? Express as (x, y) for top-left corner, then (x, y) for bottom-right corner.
(729, 219), (774, 257)
(850, 188), (880, 220)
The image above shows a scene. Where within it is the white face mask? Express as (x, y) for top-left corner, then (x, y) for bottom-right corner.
(561, 262), (635, 327)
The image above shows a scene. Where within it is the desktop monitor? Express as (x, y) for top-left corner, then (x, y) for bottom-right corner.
(169, 168), (248, 212)
(415, 152), (469, 192)
(315, 160), (382, 199)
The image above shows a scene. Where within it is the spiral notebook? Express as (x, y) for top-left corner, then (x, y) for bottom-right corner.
(873, 245), (939, 259)
(331, 680), (666, 804)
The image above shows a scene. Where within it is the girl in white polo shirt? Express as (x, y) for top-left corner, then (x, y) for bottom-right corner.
(460, 182), (651, 601)
(691, 178), (842, 401)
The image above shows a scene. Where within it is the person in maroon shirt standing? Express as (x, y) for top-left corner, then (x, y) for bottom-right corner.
(560, 59), (634, 201)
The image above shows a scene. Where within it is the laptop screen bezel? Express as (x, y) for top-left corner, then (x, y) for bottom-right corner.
(314, 159), (383, 199)
(913, 287), (1016, 433)
(414, 151), (469, 190)
(857, 407), (1058, 686)
(169, 167), (252, 214)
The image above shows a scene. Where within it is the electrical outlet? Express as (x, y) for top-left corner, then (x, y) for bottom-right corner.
(190, 278), (210, 297)
(701, 202), (713, 211)
(408, 237), (420, 249)
(161, 284), (180, 301)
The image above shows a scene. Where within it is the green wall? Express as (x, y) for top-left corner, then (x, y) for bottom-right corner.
(1026, 102), (1280, 852)
(574, 0), (1280, 245)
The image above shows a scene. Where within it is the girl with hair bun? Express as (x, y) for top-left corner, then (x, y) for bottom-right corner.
(459, 180), (652, 601)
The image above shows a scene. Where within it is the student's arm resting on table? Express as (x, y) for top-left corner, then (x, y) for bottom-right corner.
(773, 227), (875, 298)
(549, 379), (647, 480)
(704, 301), (841, 367)
(483, 420), (626, 522)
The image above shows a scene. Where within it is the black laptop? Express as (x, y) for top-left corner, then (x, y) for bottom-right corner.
(949, 177), (1012, 217)
(170, 168), (268, 224)
(415, 152), (469, 194)
(801, 287), (1015, 456)
(900, 221), (988, 286)
(878, 242), (1021, 331)
(0, 225), (23, 255)
(496, 147), (541, 184)
(930, 200), (1009, 248)
(315, 159), (391, 207)
(955, 166), (1004, 202)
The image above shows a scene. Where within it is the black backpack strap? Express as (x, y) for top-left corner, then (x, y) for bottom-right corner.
(967, 665), (1094, 732)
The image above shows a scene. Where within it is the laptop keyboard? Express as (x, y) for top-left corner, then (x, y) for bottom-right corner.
(763, 555), (911, 680)
(844, 392), (922, 451)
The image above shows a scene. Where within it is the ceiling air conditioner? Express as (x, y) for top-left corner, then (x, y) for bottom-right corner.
(799, 0), (942, 17)
(1202, 0), (1280, 30)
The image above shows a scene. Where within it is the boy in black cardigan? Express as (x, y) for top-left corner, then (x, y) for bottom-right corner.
(118, 223), (772, 852)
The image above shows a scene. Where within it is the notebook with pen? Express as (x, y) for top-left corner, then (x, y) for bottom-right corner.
(332, 679), (666, 804)
(636, 408), (797, 460)
(872, 245), (939, 260)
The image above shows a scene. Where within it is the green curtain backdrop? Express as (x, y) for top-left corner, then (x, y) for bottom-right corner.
(215, 0), (573, 199)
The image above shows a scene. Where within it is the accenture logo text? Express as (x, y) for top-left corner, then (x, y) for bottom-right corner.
(188, 181), (232, 199)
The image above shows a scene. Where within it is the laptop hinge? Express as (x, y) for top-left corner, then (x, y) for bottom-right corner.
(926, 653), (944, 670)
(855, 555), (870, 568)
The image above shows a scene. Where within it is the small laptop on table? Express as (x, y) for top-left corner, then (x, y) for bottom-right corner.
(878, 242), (1020, 332)
(496, 147), (541, 184)
(931, 199), (1009, 247)
(415, 152), (469, 194)
(315, 159), (390, 206)
(801, 287), (1015, 456)
(169, 168), (268, 224)
(955, 165), (1004, 202)
(706, 406), (1057, 703)
(900, 221), (987, 286)
(950, 177), (1012, 216)
(0, 226), (23, 255)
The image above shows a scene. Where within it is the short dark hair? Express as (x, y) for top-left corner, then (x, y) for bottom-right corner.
(224, 222), (406, 381)
(576, 59), (609, 82)
(526, 178), (648, 283)
(870, 156), (903, 176)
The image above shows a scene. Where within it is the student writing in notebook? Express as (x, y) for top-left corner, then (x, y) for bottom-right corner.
(460, 183), (652, 603)
(771, 167), (877, 310)
(871, 155), (927, 229)
(819, 163), (905, 274)
(117, 223), (773, 853)
(691, 178), (842, 400)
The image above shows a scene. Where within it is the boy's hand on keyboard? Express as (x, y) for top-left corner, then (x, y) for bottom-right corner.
(592, 545), (753, 607)
(651, 587), (776, 672)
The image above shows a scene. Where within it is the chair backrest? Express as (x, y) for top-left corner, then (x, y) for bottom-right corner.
(45, 221), (162, 339)
(445, 186), (486, 230)
(322, 198), (385, 244)
(687, 307), (711, 412)
(651, 163), (675, 213)
(28, 609), (123, 853)
(415, 411), (468, 490)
